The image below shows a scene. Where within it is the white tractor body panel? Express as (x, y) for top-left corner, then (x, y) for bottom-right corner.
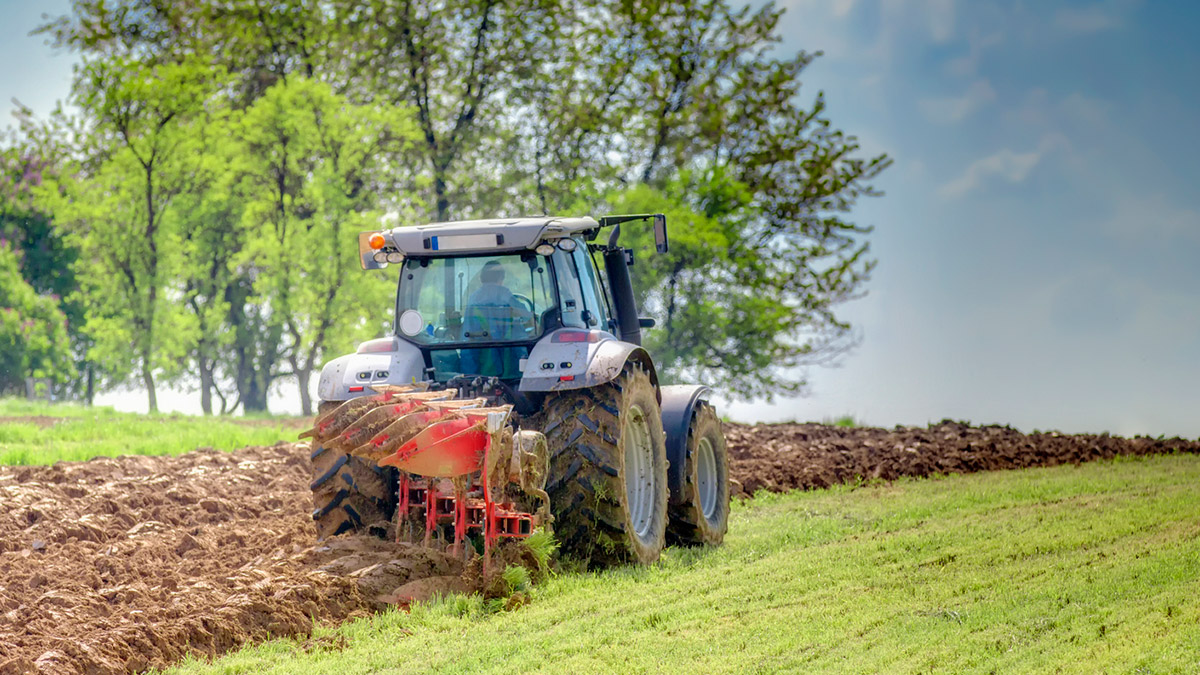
(316, 338), (426, 401)
(518, 329), (644, 392)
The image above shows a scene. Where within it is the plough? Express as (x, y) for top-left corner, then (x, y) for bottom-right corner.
(303, 385), (550, 573)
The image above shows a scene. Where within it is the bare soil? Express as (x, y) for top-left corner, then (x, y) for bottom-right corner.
(724, 420), (1200, 496)
(0, 444), (462, 675)
(2, 422), (1197, 673)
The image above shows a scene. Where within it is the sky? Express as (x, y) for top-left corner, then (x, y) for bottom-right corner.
(3, 0), (1199, 437)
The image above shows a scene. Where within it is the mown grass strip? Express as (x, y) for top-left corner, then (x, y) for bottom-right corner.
(0, 399), (302, 465)
(168, 453), (1200, 674)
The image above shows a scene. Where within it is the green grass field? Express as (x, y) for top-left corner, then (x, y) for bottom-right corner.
(0, 399), (304, 465)
(169, 453), (1200, 674)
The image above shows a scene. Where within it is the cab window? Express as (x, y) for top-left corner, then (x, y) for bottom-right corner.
(572, 242), (608, 328)
(396, 253), (555, 345)
(553, 249), (587, 329)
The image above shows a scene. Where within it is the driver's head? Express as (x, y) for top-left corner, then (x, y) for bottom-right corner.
(480, 261), (505, 284)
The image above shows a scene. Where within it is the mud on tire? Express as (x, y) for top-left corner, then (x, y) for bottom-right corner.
(310, 403), (398, 540)
(667, 402), (730, 546)
(542, 361), (668, 567)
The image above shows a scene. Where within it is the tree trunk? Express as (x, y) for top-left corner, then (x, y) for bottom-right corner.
(297, 368), (313, 417)
(85, 364), (95, 406)
(199, 359), (213, 415)
(242, 379), (269, 413)
(434, 174), (450, 221)
(226, 277), (278, 415)
(142, 363), (158, 413)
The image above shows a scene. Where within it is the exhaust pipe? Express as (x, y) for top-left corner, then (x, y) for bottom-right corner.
(603, 226), (642, 345)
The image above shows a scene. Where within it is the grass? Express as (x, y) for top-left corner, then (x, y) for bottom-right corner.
(0, 398), (304, 465)
(825, 414), (859, 427)
(167, 453), (1200, 674)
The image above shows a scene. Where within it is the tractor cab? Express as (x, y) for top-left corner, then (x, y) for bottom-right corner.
(391, 237), (610, 382)
(318, 214), (667, 404)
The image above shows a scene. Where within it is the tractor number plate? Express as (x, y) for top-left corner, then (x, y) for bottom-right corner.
(429, 234), (501, 251)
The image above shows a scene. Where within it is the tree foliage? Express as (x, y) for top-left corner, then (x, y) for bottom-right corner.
(231, 77), (420, 414)
(608, 171), (864, 398)
(39, 58), (214, 411)
(0, 137), (93, 398)
(22, 0), (890, 408)
(0, 245), (74, 395)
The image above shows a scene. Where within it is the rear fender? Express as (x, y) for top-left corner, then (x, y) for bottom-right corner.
(660, 384), (713, 505)
(317, 337), (426, 402)
(518, 329), (659, 396)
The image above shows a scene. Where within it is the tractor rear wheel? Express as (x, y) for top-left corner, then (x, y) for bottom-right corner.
(667, 402), (730, 546)
(542, 361), (668, 567)
(309, 402), (397, 540)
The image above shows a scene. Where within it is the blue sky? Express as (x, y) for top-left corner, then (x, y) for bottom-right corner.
(732, 0), (1200, 437)
(3, 1), (1199, 436)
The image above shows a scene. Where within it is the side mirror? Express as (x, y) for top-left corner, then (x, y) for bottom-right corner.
(653, 214), (669, 253)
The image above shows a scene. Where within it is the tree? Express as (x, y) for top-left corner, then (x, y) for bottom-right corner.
(605, 171), (866, 399)
(171, 107), (245, 415)
(0, 132), (96, 399)
(0, 244), (75, 396)
(39, 58), (214, 412)
(336, 0), (559, 220)
(232, 77), (420, 414)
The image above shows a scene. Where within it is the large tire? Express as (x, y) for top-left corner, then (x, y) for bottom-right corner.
(310, 402), (397, 540)
(667, 402), (730, 546)
(542, 362), (669, 567)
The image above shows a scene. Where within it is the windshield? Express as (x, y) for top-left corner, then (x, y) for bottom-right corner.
(395, 253), (557, 346)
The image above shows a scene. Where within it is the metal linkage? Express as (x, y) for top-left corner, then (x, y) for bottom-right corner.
(395, 474), (538, 572)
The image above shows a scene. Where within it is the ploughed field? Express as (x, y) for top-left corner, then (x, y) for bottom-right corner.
(1, 422), (1198, 674)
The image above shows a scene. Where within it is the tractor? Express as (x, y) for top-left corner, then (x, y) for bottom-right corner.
(302, 215), (729, 568)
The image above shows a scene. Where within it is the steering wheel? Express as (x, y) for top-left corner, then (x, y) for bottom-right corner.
(512, 293), (536, 315)
(511, 293), (538, 332)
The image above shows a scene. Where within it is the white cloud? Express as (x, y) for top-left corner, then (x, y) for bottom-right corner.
(1100, 191), (1200, 244)
(1055, 5), (1121, 34)
(780, 0), (957, 68)
(918, 79), (996, 123)
(1011, 88), (1109, 125)
(923, 0), (956, 42)
(945, 30), (1004, 77)
(1057, 92), (1112, 129)
(938, 134), (1066, 198)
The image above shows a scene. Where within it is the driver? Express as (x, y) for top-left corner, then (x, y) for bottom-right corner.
(463, 261), (534, 334)
(461, 260), (533, 377)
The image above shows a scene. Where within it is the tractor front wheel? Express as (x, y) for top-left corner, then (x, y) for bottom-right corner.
(309, 402), (397, 540)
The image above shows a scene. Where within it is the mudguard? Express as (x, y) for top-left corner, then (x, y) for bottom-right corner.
(660, 384), (713, 505)
(316, 336), (425, 402)
(517, 329), (659, 394)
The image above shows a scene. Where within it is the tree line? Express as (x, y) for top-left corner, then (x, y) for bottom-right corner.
(0, 0), (890, 415)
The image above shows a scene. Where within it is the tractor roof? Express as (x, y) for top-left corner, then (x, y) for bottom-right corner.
(382, 216), (598, 256)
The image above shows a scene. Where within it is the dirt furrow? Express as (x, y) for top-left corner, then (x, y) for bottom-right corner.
(724, 420), (1200, 495)
(0, 444), (459, 675)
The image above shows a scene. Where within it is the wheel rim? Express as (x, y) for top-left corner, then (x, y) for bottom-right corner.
(696, 436), (719, 523)
(624, 404), (656, 541)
